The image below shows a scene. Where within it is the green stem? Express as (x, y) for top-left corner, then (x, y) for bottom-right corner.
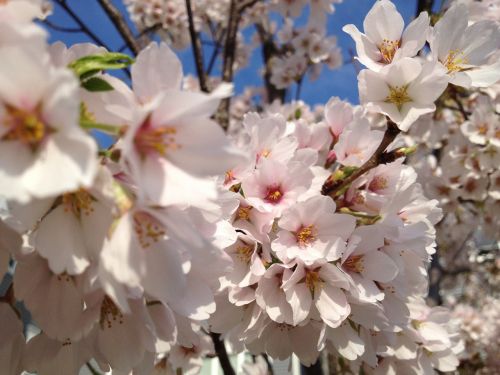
(80, 119), (122, 135)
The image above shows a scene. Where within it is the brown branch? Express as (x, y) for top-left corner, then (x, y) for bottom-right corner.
(185, 0), (209, 93)
(255, 22), (286, 104)
(215, 0), (240, 130)
(210, 332), (236, 375)
(0, 283), (14, 304)
(214, 0), (263, 129)
(416, 0), (434, 15)
(239, 0), (262, 12)
(118, 23), (161, 52)
(54, 1), (111, 50)
(97, 0), (141, 55)
(322, 120), (401, 198)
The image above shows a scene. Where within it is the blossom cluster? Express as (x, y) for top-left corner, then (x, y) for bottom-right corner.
(452, 297), (500, 373)
(0, 1), (241, 374)
(0, 0), (499, 374)
(210, 93), (465, 372)
(123, 0), (344, 92)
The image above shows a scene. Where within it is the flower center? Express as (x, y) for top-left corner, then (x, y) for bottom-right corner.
(295, 224), (316, 247)
(224, 170), (235, 185)
(443, 49), (468, 74)
(305, 270), (323, 296)
(237, 205), (252, 221)
(2, 105), (48, 149)
(134, 118), (179, 158)
(368, 176), (388, 192)
(261, 149), (271, 158)
(476, 123), (488, 135)
(385, 85), (411, 110)
(379, 39), (400, 64)
(236, 244), (254, 263)
(265, 185), (283, 204)
(344, 254), (365, 273)
(100, 296), (124, 329)
(181, 346), (198, 356)
(133, 211), (166, 249)
(62, 189), (95, 218)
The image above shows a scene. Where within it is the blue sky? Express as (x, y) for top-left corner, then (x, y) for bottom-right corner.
(44, 0), (434, 106)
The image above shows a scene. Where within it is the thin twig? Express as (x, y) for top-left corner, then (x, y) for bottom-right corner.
(215, 0), (240, 130)
(54, 0), (111, 50)
(42, 19), (82, 33)
(322, 120), (401, 198)
(0, 283), (14, 304)
(295, 74), (304, 101)
(185, 0), (209, 92)
(255, 22), (286, 104)
(210, 332), (236, 375)
(239, 0), (262, 12)
(453, 96), (470, 120)
(118, 23), (161, 52)
(416, 0), (435, 15)
(206, 38), (223, 75)
(96, 0), (141, 55)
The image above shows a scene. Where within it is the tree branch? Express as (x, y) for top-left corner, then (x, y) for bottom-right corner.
(54, 0), (111, 50)
(210, 332), (236, 375)
(42, 19), (82, 33)
(96, 0), (141, 55)
(322, 120), (401, 198)
(214, 0), (240, 130)
(185, 0), (209, 93)
(255, 22), (286, 104)
(416, 0), (434, 15)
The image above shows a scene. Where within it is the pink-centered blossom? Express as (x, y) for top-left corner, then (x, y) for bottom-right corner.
(272, 195), (355, 265)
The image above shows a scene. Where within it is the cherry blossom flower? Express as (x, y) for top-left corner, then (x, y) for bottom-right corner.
(241, 159), (313, 216)
(359, 58), (449, 131)
(429, 3), (500, 88)
(343, 0), (430, 71)
(0, 46), (98, 203)
(333, 118), (384, 166)
(282, 261), (351, 328)
(272, 195), (355, 265)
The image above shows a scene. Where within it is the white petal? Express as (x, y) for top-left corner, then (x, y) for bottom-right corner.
(34, 205), (90, 275)
(315, 284), (349, 328)
(132, 42), (183, 103)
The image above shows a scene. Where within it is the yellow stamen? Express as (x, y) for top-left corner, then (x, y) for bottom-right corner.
(260, 149), (271, 158)
(295, 225), (316, 247)
(133, 211), (166, 249)
(385, 85), (411, 110)
(368, 176), (388, 192)
(224, 170), (235, 185)
(443, 49), (468, 74)
(305, 270), (323, 295)
(265, 186), (283, 203)
(477, 124), (488, 135)
(3, 105), (47, 148)
(236, 244), (253, 263)
(344, 254), (365, 273)
(134, 123), (179, 158)
(237, 205), (252, 221)
(379, 39), (400, 64)
(62, 189), (95, 218)
(100, 296), (124, 329)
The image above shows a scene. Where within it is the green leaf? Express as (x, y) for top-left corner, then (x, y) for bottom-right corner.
(81, 77), (114, 92)
(68, 52), (134, 79)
